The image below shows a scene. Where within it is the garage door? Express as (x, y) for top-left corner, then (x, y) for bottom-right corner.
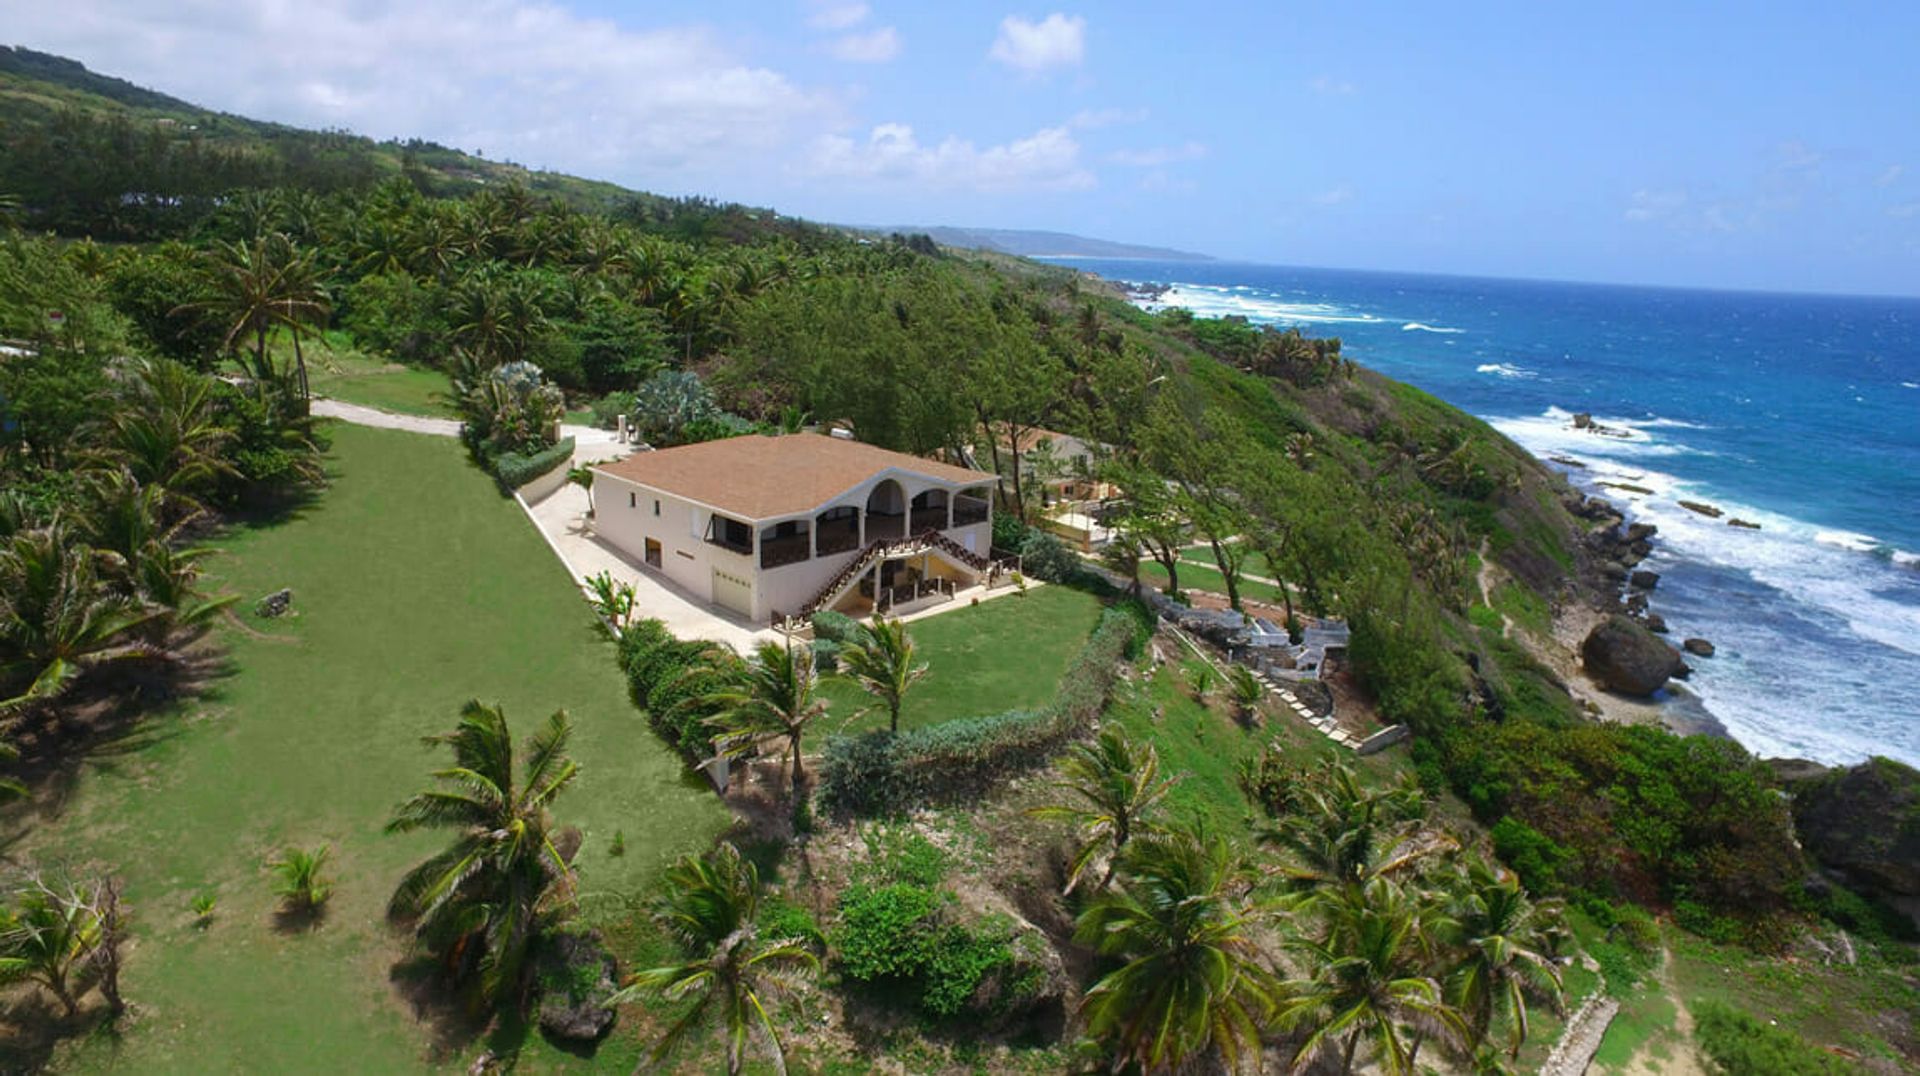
(711, 567), (754, 618)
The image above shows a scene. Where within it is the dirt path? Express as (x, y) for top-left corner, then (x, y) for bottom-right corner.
(1614, 946), (1705, 1076)
(1474, 538), (1515, 638)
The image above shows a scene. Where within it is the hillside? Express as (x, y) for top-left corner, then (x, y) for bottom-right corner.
(3, 45), (1915, 1076)
(865, 224), (1211, 260)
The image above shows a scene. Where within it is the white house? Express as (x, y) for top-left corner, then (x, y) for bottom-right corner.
(592, 434), (998, 626)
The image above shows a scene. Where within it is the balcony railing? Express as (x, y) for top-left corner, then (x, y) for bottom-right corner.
(910, 506), (949, 533)
(816, 521), (860, 556)
(951, 497), (989, 526)
(865, 512), (906, 541)
(760, 533), (811, 569)
(706, 536), (752, 557)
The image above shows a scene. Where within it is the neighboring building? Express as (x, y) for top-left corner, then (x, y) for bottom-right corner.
(992, 426), (1114, 504)
(592, 433), (997, 626)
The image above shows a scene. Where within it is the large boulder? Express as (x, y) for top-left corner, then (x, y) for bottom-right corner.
(536, 932), (619, 1043)
(1580, 614), (1684, 696)
(1788, 757), (1920, 899)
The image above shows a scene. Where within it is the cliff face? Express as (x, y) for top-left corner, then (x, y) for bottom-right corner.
(1786, 757), (1920, 899)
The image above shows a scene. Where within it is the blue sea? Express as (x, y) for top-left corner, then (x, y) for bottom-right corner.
(1054, 258), (1920, 769)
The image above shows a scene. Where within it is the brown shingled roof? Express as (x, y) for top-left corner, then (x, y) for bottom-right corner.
(593, 434), (988, 521)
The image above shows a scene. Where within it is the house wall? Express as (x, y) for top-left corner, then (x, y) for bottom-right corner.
(593, 466), (994, 625)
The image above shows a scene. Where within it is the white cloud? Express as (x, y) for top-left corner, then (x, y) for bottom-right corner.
(1310, 75), (1356, 95)
(829, 26), (901, 63)
(1624, 188), (1688, 222)
(1775, 139), (1823, 171)
(5, 0), (837, 188)
(1889, 202), (1920, 219)
(1877, 164), (1906, 188)
(1107, 141), (1207, 167)
(807, 2), (870, 30)
(1068, 106), (1147, 130)
(1312, 185), (1354, 206)
(988, 13), (1086, 73)
(806, 122), (1094, 191)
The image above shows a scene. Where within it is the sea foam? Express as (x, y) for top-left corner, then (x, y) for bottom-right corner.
(1403, 321), (1465, 334)
(1474, 362), (1535, 379)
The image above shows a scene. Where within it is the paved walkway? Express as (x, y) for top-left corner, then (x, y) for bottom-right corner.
(312, 398), (630, 468)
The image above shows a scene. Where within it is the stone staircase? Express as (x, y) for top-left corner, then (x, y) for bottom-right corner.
(1253, 670), (1363, 749)
(773, 528), (997, 628)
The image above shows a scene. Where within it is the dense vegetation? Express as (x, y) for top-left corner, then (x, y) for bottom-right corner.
(3, 47), (1905, 1074)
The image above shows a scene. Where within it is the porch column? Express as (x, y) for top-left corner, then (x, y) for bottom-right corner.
(858, 509), (866, 547)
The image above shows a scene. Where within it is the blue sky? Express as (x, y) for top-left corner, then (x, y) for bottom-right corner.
(7, 1), (1920, 294)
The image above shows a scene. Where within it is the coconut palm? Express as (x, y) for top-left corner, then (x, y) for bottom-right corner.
(1275, 879), (1468, 1075)
(386, 701), (580, 1007)
(611, 842), (819, 1076)
(0, 522), (157, 716)
(97, 359), (237, 516)
(701, 640), (829, 800)
(0, 741), (24, 801)
(1257, 759), (1445, 900)
(268, 844), (334, 914)
(1225, 664), (1264, 725)
(1440, 861), (1566, 1059)
(1029, 727), (1175, 894)
(1075, 828), (1279, 1072)
(837, 616), (928, 735)
(0, 876), (107, 1017)
(178, 235), (329, 400)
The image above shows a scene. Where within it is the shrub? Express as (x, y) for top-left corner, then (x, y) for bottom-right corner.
(619, 620), (721, 758)
(810, 609), (862, 644)
(812, 638), (842, 673)
(1490, 816), (1569, 893)
(921, 921), (1013, 1018)
(758, 897), (826, 950)
(492, 436), (574, 489)
(1017, 528), (1080, 583)
(1693, 1001), (1852, 1075)
(588, 391), (637, 429)
(834, 883), (941, 983)
(991, 513), (1030, 555)
(853, 826), (949, 888)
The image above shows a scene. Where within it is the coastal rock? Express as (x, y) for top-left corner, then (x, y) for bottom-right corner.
(1580, 614), (1685, 697)
(1625, 523), (1658, 543)
(1728, 517), (1762, 530)
(1787, 757), (1920, 899)
(1625, 592), (1649, 614)
(1766, 757), (1834, 785)
(536, 932), (619, 1042)
(1683, 637), (1715, 657)
(1601, 562), (1629, 584)
(1630, 569), (1660, 590)
(1679, 499), (1725, 519)
(1645, 613), (1669, 634)
(1573, 412), (1594, 429)
(1600, 481), (1655, 496)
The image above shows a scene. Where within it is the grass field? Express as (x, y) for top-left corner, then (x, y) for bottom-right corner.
(305, 341), (457, 418)
(818, 585), (1105, 736)
(1136, 556), (1288, 606)
(4, 423), (728, 1072)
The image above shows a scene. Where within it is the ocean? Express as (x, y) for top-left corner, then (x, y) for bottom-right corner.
(1052, 258), (1920, 769)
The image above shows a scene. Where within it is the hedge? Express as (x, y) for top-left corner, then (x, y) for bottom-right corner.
(492, 436), (574, 489)
(618, 619), (722, 760)
(818, 605), (1144, 815)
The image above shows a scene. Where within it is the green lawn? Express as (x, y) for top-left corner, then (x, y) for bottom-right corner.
(818, 585), (1105, 736)
(6, 423), (728, 1072)
(306, 342), (457, 418)
(1136, 556), (1287, 605)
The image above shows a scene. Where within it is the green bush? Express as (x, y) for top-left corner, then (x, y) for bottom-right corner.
(1491, 816), (1569, 893)
(921, 922), (1013, 1018)
(618, 619), (719, 759)
(492, 436), (574, 489)
(810, 609), (862, 644)
(812, 638), (842, 673)
(588, 390), (637, 429)
(1693, 1001), (1851, 1075)
(818, 606), (1142, 815)
(991, 513), (1030, 555)
(758, 897), (825, 950)
(834, 883), (941, 983)
(853, 826), (949, 888)
(1017, 528), (1080, 583)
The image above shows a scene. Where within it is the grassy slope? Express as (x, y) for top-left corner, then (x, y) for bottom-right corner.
(9, 423), (728, 1072)
(305, 337), (457, 418)
(818, 585), (1104, 735)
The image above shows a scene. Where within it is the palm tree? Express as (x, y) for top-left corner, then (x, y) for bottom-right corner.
(0, 876), (106, 1018)
(1257, 760), (1445, 900)
(269, 844), (334, 914)
(178, 235), (329, 401)
(610, 842), (819, 1076)
(386, 701), (580, 1007)
(1225, 665), (1265, 725)
(701, 640), (829, 800)
(0, 523), (157, 717)
(1074, 828), (1279, 1072)
(0, 741), (24, 801)
(837, 616), (928, 734)
(1028, 727), (1175, 894)
(1275, 879), (1467, 1075)
(1440, 861), (1566, 1059)
(96, 360), (236, 518)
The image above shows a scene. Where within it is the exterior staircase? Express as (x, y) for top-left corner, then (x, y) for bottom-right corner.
(772, 528), (998, 629)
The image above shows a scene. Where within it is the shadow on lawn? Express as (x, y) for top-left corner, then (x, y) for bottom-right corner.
(0, 986), (125, 1072)
(388, 954), (607, 1067)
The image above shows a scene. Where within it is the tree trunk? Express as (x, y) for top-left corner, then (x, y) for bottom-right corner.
(889, 701), (900, 735)
(1407, 1032), (1424, 1071)
(789, 733), (806, 795)
(290, 322), (311, 403)
(1341, 1031), (1361, 1075)
(1208, 535), (1241, 611)
(1150, 540), (1179, 596)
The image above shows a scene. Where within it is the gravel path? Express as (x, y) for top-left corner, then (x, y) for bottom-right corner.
(1541, 990), (1622, 1076)
(312, 398), (630, 465)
